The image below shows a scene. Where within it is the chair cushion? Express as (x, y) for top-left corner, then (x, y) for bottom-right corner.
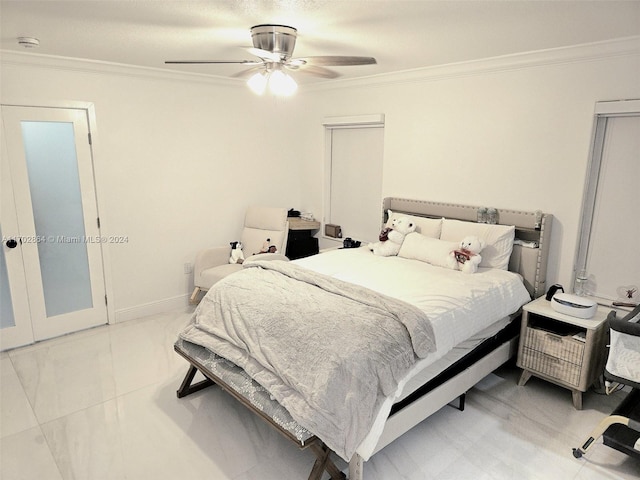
(199, 263), (243, 290)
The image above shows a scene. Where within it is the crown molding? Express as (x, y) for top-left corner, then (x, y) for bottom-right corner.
(305, 36), (640, 93)
(0, 50), (243, 88)
(2, 35), (639, 92)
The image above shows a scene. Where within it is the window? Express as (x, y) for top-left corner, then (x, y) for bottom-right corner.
(323, 115), (384, 243)
(575, 100), (640, 303)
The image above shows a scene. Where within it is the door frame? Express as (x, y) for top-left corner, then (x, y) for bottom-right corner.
(2, 98), (115, 327)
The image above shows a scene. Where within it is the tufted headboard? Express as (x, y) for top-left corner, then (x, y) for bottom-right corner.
(381, 198), (553, 299)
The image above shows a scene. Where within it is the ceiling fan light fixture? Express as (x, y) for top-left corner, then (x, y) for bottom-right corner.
(268, 70), (297, 96)
(166, 23), (376, 92)
(247, 71), (268, 95)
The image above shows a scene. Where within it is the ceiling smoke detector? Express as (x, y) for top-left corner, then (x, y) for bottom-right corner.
(17, 37), (40, 48)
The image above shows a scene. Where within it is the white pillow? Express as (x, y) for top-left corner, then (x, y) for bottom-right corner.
(386, 210), (442, 239)
(440, 219), (515, 270)
(398, 233), (457, 268)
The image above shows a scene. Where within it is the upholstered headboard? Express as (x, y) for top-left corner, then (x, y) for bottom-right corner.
(381, 198), (553, 298)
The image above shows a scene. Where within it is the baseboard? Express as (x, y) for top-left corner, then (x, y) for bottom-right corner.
(114, 294), (191, 323)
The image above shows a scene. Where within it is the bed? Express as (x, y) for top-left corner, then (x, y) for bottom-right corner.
(175, 198), (553, 479)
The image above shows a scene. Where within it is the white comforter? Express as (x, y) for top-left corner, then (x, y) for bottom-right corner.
(296, 247), (530, 354)
(294, 247), (531, 459)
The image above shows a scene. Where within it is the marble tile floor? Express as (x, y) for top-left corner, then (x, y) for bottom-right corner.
(1, 307), (638, 480)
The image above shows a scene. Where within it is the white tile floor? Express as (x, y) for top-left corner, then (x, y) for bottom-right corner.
(1, 307), (638, 480)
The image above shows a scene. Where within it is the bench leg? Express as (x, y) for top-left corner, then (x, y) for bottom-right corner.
(308, 443), (346, 480)
(177, 364), (215, 398)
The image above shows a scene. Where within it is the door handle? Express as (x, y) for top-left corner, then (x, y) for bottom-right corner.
(5, 239), (18, 249)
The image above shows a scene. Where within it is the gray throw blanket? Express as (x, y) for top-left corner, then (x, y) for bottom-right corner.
(180, 260), (436, 461)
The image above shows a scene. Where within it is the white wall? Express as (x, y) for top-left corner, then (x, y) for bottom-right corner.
(2, 37), (639, 321)
(1, 54), (303, 320)
(296, 38), (640, 290)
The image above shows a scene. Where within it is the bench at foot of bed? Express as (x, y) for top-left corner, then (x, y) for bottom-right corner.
(174, 339), (346, 480)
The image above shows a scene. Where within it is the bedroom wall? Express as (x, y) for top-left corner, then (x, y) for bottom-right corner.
(0, 54), (303, 321)
(296, 38), (640, 291)
(2, 38), (638, 324)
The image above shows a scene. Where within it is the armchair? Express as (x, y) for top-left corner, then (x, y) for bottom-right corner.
(190, 206), (289, 303)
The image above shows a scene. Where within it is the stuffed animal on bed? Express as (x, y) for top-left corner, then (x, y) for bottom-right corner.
(229, 241), (245, 264)
(446, 235), (486, 273)
(369, 216), (417, 256)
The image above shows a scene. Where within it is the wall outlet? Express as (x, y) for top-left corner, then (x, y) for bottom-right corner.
(183, 262), (193, 274)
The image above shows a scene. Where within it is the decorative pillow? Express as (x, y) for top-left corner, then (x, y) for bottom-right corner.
(440, 219), (515, 270)
(398, 233), (457, 268)
(386, 210), (442, 239)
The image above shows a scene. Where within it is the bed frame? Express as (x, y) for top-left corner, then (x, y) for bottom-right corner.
(175, 198), (553, 480)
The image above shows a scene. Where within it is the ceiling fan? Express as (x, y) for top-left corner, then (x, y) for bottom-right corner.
(165, 24), (377, 95)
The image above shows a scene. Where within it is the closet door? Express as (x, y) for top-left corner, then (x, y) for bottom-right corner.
(1, 106), (107, 347)
(0, 142), (33, 350)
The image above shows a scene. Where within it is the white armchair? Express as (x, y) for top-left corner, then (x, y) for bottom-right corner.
(190, 206), (289, 303)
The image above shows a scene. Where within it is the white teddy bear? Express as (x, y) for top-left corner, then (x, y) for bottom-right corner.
(369, 216), (417, 256)
(446, 235), (486, 273)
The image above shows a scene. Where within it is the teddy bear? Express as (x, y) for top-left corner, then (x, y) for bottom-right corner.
(369, 216), (417, 256)
(258, 238), (278, 254)
(446, 235), (486, 273)
(229, 241), (245, 264)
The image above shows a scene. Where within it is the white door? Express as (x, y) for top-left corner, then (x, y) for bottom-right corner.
(1, 146), (34, 349)
(1, 106), (107, 349)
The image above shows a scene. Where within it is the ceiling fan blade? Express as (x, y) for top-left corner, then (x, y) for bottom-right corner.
(232, 66), (265, 79)
(294, 56), (377, 67)
(165, 60), (262, 65)
(247, 48), (282, 62)
(288, 64), (340, 79)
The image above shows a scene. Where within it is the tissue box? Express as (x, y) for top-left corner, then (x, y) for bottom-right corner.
(324, 224), (342, 238)
(551, 293), (597, 319)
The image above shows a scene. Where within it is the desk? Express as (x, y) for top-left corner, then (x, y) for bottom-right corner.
(286, 218), (320, 260)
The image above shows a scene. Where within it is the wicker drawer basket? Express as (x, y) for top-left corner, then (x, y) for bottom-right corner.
(523, 326), (585, 365)
(520, 347), (582, 387)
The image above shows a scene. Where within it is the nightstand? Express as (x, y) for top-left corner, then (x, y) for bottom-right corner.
(516, 296), (610, 409)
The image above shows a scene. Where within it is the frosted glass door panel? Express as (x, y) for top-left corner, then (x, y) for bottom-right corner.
(21, 121), (93, 317)
(0, 227), (16, 329)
